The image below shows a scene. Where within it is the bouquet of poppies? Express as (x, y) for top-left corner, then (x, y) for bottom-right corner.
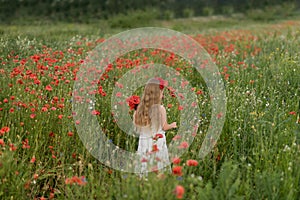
(126, 95), (140, 110)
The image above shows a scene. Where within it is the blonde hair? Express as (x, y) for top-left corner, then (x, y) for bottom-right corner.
(134, 78), (162, 133)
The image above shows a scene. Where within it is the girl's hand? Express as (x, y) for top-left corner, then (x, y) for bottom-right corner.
(171, 122), (177, 129)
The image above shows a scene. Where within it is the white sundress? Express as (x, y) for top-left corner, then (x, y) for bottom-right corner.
(134, 116), (171, 176)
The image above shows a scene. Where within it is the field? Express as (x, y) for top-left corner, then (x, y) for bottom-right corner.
(0, 17), (300, 199)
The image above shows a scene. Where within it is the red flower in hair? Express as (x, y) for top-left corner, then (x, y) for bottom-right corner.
(156, 77), (166, 90)
(126, 95), (140, 110)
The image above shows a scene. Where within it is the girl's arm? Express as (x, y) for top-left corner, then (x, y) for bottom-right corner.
(160, 105), (177, 131)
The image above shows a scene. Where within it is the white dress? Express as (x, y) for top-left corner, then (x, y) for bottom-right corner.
(134, 112), (171, 176)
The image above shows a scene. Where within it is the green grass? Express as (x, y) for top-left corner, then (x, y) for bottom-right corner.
(0, 16), (300, 199)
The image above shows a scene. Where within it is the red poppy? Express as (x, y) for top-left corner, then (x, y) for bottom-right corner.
(41, 107), (48, 112)
(172, 157), (181, 165)
(9, 143), (17, 151)
(156, 77), (166, 90)
(115, 92), (122, 97)
(0, 126), (10, 135)
(174, 185), (185, 199)
(217, 112), (223, 119)
(126, 95), (140, 110)
(49, 192), (55, 199)
(153, 133), (163, 140)
(186, 159), (198, 166)
(22, 139), (30, 149)
(178, 141), (188, 149)
(172, 135), (181, 141)
(30, 114), (36, 119)
(45, 85), (53, 91)
(67, 131), (74, 137)
(196, 90), (203, 95)
(178, 105), (183, 111)
(65, 176), (87, 186)
(152, 144), (159, 152)
(30, 156), (36, 163)
(91, 110), (100, 115)
(33, 173), (39, 180)
(0, 139), (5, 147)
(172, 166), (183, 176)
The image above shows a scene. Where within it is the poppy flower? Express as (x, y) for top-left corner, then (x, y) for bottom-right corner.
(30, 156), (36, 163)
(0, 139), (5, 147)
(152, 144), (159, 152)
(178, 141), (188, 149)
(172, 135), (181, 141)
(67, 131), (74, 137)
(45, 85), (53, 91)
(196, 90), (203, 95)
(126, 95), (140, 110)
(9, 143), (17, 151)
(91, 110), (100, 115)
(186, 159), (198, 166)
(22, 139), (30, 149)
(33, 173), (39, 179)
(153, 133), (163, 140)
(174, 185), (185, 199)
(156, 77), (166, 90)
(65, 176), (87, 186)
(115, 92), (122, 97)
(0, 126), (10, 135)
(41, 107), (48, 112)
(217, 112), (223, 119)
(30, 114), (36, 119)
(172, 157), (181, 165)
(172, 166), (183, 176)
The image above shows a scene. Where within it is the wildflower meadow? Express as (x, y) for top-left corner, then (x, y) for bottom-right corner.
(0, 18), (300, 199)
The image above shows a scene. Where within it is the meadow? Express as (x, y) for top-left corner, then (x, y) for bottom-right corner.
(0, 17), (300, 199)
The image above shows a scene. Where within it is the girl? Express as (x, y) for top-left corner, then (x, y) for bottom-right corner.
(133, 78), (177, 175)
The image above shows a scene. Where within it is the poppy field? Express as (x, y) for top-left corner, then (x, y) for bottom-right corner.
(0, 19), (300, 199)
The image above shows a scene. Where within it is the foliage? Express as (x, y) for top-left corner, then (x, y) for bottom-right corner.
(108, 8), (159, 28)
(0, 0), (299, 23)
(246, 2), (298, 21)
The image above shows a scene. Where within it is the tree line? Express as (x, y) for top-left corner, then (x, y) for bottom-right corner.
(0, 0), (299, 23)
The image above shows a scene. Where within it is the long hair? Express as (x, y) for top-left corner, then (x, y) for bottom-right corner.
(134, 78), (163, 133)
